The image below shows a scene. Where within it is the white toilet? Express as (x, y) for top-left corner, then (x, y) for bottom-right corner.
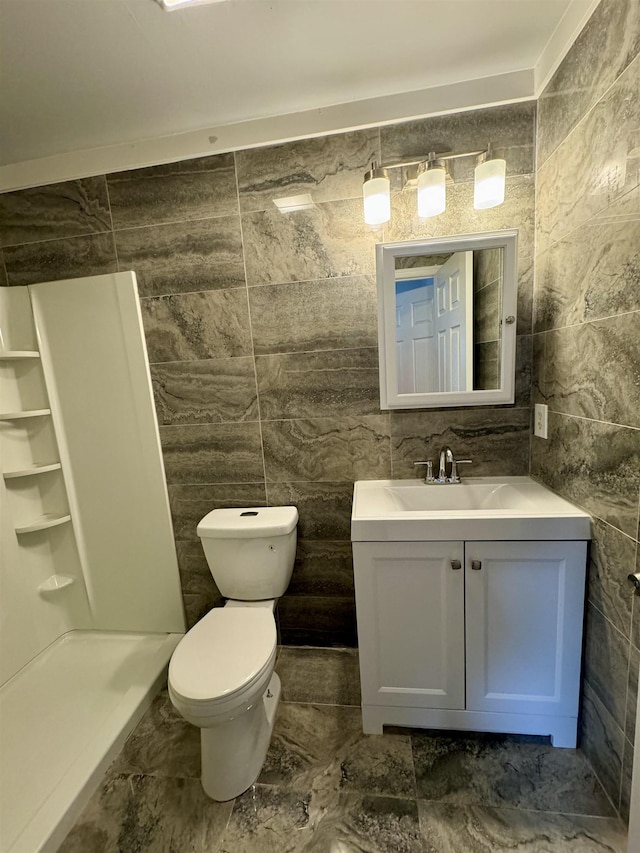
(168, 505), (298, 801)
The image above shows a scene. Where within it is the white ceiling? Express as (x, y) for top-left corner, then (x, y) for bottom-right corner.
(0, 0), (597, 185)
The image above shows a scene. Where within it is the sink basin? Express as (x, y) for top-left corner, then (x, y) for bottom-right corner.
(352, 477), (591, 541)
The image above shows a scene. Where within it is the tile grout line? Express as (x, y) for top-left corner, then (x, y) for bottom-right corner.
(233, 151), (269, 503)
(534, 179), (640, 258)
(531, 308), (640, 337)
(102, 176), (121, 275)
(536, 52), (640, 174)
(542, 409), (640, 433)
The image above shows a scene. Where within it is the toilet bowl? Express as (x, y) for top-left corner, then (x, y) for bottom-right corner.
(167, 506), (297, 801)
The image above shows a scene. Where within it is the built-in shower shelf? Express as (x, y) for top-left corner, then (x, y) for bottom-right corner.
(0, 350), (40, 360)
(3, 462), (62, 480)
(0, 408), (51, 421)
(15, 514), (72, 535)
(38, 575), (75, 595)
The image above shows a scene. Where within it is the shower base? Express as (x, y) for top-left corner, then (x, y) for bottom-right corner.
(0, 630), (182, 853)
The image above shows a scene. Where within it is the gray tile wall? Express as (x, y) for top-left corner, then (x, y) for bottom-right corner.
(533, 0), (640, 821)
(0, 103), (536, 647)
(473, 247), (503, 390)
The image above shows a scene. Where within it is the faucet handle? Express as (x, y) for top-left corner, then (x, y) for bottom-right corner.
(449, 459), (473, 483)
(413, 461), (435, 483)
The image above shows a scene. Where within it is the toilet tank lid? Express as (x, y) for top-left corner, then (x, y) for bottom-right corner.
(197, 506), (298, 539)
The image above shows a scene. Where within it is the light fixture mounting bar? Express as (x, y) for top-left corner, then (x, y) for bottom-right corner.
(377, 148), (488, 172)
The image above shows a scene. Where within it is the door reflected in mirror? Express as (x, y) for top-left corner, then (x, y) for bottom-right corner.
(394, 247), (503, 394)
(377, 230), (517, 410)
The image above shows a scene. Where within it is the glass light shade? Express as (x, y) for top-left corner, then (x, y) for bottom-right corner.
(417, 166), (446, 217)
(474, 157), (506, 209)
(363, 176), (391, 225)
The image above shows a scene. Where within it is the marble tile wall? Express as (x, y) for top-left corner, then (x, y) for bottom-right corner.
(473, 246), (503, 389)
(0, 102), (536, 647)
(533, 7), (640, 823)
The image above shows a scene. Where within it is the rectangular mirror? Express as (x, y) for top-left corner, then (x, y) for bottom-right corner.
(377, 230), (518, 409)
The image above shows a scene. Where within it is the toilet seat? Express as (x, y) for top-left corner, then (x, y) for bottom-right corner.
(168, 608), (276, 720)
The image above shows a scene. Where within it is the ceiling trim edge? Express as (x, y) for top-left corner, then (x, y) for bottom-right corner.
(0, 69), (534, 193)
(534, 0), (602, 96)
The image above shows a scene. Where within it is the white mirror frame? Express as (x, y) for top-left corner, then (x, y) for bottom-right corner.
(377, 229), (518, 410)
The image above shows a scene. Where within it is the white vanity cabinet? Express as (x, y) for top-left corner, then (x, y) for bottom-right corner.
(353, 538), (587, 747)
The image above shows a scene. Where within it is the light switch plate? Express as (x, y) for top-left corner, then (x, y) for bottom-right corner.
(534, 403), (548, 439)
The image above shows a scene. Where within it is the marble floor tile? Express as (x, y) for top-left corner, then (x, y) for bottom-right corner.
(418, 802), (626, 852)
(277, 647), (361, 706)
(411, 731), (615, 816)
(305, 792), (424, 853)
(59, 772), (232, 853)
(61, 648), (634, 851)
(218, 784), (317, 853)
(259, 702), (416, 799)
(111, 690), (200, 779)
(220, 786), (424, 853)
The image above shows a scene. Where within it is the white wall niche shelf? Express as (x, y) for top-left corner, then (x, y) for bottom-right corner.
(0, 350), (40, 360)
(3, 462), (62, 480)
(38, 574), (75, 596)
(15, 513), (72, 535)
(0, 409), (51, 421)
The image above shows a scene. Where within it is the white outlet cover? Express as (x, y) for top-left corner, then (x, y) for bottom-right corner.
(534, 403), (548, 439)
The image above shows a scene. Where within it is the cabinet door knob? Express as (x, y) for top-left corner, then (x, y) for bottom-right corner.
(471, 560), (482, 571)
(450, 560), (461, 570)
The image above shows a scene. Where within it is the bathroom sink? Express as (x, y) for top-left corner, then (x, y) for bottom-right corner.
(351, 477), (591, 541)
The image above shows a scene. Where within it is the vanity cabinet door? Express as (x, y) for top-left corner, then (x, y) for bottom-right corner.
(464, 540), (587, 718)
(353, 541), (465, 710)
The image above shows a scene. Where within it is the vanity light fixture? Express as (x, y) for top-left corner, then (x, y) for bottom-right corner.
(474, 146), (507, 210)
(154, 0), (229, 11)
(417, 155), (446, 218)
(362, 146), (506, 226)
(362, 164), (391, 225)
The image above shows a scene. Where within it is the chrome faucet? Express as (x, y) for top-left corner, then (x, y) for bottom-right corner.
(437, 446), (454, 482)
(414, 447), (473, 484)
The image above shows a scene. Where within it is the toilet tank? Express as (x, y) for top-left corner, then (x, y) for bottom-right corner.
(197, 507), (298, 600)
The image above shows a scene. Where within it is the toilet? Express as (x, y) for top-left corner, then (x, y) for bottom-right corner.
(168, 506), (298, 801)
